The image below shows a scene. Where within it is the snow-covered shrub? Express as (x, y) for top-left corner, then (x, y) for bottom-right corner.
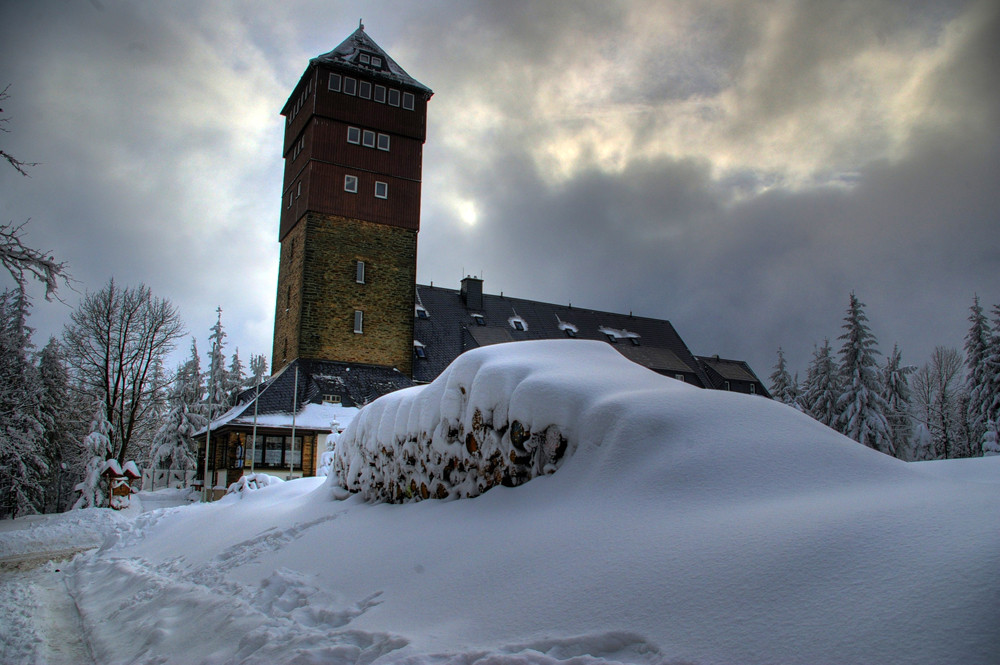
(226, 473), (283, 496)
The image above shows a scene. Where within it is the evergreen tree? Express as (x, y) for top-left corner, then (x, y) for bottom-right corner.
(37, 337), (87, 512)
(228, 347), (246, 403)
(801, 339), (840, 428)
(963, 296), (991, 455)
(835, 293), (891, 454)
(205, 307), (230, 420)
(769, 347), (796, 406)
(881, 343), (914, 459)
(980, 305), (1000, 455)
(249, 353), (268, 387)
(149, 339), (207, 473)
(0, 289), (47, 517)
(73, 398), (112, 510)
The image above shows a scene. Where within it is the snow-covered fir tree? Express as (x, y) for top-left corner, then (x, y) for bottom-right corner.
(801, 339), (840, 428)
(37, 337), (87, 512)
(835, 293), (891, 454)
(0, 289), (47, 518)
(149, 384), (205, 472)
(979, 305), (1000, 455)
(73, 397), (113, 510)
(228, 347), (246, 403)
(249, 353), (268, 387)
(205, 307), (230, 420)
(769, 348), (797, 406)
(963, 295), (991, 455)
(881, 343), (913, 459)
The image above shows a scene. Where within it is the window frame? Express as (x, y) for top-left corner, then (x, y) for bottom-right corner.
(353, 310), (364, 334)
(402, 91), (415, 110)
(374, 181), (388, 199)
(356, 260), (365, 284)
(347, 126), (361, 144)
(362, 130), (376, 148)
(377, 133), (390, 151)
(344, 174), (358, 193)
(387, 88), (400, 107)
(358, 80), (372, 99)
(343, 77), (357, 95)
(373, 85), (386, 103)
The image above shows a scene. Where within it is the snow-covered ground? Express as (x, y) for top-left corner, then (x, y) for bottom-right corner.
(2, 340), (998, 665)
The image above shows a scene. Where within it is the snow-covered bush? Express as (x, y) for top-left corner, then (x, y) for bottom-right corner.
(226, 473), (283, 496)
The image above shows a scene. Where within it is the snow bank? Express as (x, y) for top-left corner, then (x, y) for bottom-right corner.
(226, 473), (284, 496)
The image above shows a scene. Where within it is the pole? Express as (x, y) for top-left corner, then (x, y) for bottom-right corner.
(289, 365), (298, 479)
(202, 331), (217, 502)
(250, 376), (261, 474)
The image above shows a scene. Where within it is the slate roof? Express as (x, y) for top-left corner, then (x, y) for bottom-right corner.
(696, 355), (770, 396)
(412, 280), (711, 387)
(203, 358), (414, 433)
(312, 24), (433, 95)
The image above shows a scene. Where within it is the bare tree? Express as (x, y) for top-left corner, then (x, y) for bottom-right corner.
(911, 346), (966, 459)
(63, 279), (185, 465)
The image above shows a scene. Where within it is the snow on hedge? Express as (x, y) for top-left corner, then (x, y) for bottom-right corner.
(332, 340), (671, 502)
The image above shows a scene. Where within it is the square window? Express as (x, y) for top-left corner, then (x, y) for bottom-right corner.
(374, 181), (388, 199)
(512, 320), (524, 331)
(359, 53), (370, 65)
(356, 260), (365, 284)
(371, 56), (382, 68)
(362, 130), (376, 148)
(403, 92), (415, 110)
(354, 310), (364, 334)
(374, 85), (386, 103)
(377, 133), (390, 151)
(329, 73), (342, 91)
(344, 175), (358, 193)
(388, 89), (400, 107)
(343, 77), (357, 95)
(359, 81), (371, 99)
(347, 126), (361, 144)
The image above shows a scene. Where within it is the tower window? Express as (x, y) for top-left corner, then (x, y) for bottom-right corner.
(374, 181), (388, 199)
(362, 130), (376, 148)
(356, 260), (365, 284)
(371, 56), (382, 68)
(296, 181), (301, 198)
(344, 175), (358, 193)
(358, 81), (371, 99)
(377, 133), (390, 151)
(374, 85), (386, 103)
(388, 89), (400, 107)
(343, 77), (357, 95)
(359, 53), (370, 65)
(347, 126), (360, 144)
(353, 310), (363, 334)
(402, 92), (415, 110)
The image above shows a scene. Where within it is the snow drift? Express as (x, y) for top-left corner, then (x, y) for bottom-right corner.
(7, 340), (998, 665)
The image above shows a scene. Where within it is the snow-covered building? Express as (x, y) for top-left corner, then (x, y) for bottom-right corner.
(197, 25), (768, 490)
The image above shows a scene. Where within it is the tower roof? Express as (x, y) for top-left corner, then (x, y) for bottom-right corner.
(313, 24), (432, 96)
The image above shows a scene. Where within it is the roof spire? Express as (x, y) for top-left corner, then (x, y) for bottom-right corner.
(359, 18), (364, 31)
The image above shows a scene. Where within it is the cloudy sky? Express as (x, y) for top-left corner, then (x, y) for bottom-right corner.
(1, 0), (997, 381)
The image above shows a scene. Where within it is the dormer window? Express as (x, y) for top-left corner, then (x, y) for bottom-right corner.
(413, 342), (426, 359)
(565, 328), (577, 338)
(359, 53), (370, 65)
(606, 334), (618, 343)
(472, 314), (485, 326)
(415, 305), (429, 319)
(323, 394), (341, 404)
(513, 320), (524, 331)
(371, 56), (382, 68)
(630, 337), (641, 346)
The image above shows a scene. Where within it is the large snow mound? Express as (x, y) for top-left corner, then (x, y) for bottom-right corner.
(6, 340), (998, 665)
(331, 339), (906, 503)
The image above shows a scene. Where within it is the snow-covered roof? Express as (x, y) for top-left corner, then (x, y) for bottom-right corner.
(312, 25), (432, 95)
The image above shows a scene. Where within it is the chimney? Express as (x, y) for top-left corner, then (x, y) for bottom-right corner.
(460, 275), (483, 310)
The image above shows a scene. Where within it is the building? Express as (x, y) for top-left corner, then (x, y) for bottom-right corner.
(196, 25), (768, 493)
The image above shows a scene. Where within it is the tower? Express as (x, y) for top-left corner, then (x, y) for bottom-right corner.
(272, 24), (432, 376)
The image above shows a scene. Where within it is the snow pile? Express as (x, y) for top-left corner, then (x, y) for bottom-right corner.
(332, 341), (645, 502)
(226, 473), (284, 496)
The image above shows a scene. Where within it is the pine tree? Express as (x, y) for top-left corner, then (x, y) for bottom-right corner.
(0, 289), (47, 518)
(205, 307), (230, 421)
(881, 343), (914, 459)
(835, 293), (891, 454)
(769, 347), (796, 406)
(801, 339), (840, 428)
(249, 354), (268, 387)
(73, 398), (113, 510)
(228, 347), (246, 403)
(964, 296), (991, 455)
(149, 341), (207, 473)
(980, 305), (1000, 455)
